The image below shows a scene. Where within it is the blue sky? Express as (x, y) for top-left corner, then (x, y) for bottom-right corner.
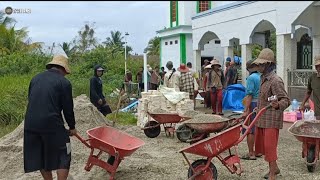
(0, 1), (168, 54)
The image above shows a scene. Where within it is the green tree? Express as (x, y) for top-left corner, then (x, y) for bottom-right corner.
(0, 11), (16, 27)
(73, 22), (98, 53)
(0, 25), (43, 55)
(144, 36), (160, 56)
(59, 42), (76, 57)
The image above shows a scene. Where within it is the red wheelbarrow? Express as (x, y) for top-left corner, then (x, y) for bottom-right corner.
(176, 117), (243, 143)
(179, 105), (271, 179)
(141, 112), (191, 138)
(75, 126), (145, 180)
(288, 120), (320, 172)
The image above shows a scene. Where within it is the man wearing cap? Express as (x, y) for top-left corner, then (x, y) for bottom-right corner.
(90, 65), (112, 116)
(207, 59), (225, 115)
(24, 55), (77, 180)
(252, 48), (290, 180)
(241, 59), (261, 160)
(164, 61), (180, 91)
(300, 55), (320, 120)
(225, 60), (238, 87)
(178, 63), (194, 99)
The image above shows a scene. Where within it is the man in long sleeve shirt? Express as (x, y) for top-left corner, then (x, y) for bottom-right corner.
(252, 48), (290, 180)
(24, 55), (77, 180)
(90, 65), (112, 116)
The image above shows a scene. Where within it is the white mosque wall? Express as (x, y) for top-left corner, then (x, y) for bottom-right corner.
(161, 35), (181, 69)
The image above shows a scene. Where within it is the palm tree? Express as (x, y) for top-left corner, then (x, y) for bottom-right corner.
(0, 11), (16, 27)
(145, 36), (160, 56)
(59, 42), (76, 56)
(103, 30), (125, 47)
(0, 24), (43, 55)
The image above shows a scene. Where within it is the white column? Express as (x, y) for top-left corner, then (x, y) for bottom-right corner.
(276, 34), (292, 92)
(313, 35), (320, 70)
(291, 37), (298, 70)
(224, 46), (233, 61)
(193, 50), (201, 73)
(241, 44), (252, 87)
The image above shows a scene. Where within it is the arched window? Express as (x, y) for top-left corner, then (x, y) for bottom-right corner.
(297, 33), (313, 69)
(198, 1), (210, 13)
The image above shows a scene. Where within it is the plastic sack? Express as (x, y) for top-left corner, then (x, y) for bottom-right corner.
(304, 109), (315, 121)
(309, 99), (315, 111)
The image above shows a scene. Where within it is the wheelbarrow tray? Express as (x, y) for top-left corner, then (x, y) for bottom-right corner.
(87, 126), (145, 158)
(147, 113), (188, 124)
(184, 118), (239, 134)
(179, 124), (241, 157)
(288, 120), (320, 142)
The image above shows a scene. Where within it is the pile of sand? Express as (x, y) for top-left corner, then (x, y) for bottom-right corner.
(0, 94), (114, 180)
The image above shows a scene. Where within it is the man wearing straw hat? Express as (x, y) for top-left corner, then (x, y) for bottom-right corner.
(300, 55), (320, 120)
(203, 64), (212, 108)
(252, 48), (290, 180)
(207, 59), (225, 115)
(24, 55), (77, 180)
(178, 63), (194, 99)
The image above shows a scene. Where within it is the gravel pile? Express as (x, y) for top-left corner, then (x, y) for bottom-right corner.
(180, 110), (203, 118)
(184, 114), (230, 123)
(289, 121), (320, 137)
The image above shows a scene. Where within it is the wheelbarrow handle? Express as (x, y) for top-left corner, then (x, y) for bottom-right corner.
(236, 105), (272, 144)
(74, 133), (92, 149)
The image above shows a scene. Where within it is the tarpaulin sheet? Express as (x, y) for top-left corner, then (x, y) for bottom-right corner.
(223, 84), (245, 111)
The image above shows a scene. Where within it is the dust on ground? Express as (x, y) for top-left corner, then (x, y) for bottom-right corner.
(1, 97), (320, 180)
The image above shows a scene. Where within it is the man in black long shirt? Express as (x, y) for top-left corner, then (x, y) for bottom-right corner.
(24, 55), (77, 180)
(90, 65), (112, 116)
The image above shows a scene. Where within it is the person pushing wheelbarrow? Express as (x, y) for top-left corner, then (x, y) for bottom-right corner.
(251, 48), (291, 180)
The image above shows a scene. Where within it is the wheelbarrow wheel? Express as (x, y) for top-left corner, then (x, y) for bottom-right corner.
(144, 121), (161, 138)
(188, 159), (217, 180)
(307, 146), (316, 172)
(176, 124), (192, 142)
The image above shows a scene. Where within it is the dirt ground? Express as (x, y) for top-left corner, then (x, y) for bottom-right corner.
(1, 96), (320, 180)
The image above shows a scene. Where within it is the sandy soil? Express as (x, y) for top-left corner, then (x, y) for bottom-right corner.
(1, 96), (320, 180)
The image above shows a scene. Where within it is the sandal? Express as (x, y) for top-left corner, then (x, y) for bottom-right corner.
(263, 169), (281, 179)
(255, 153), (263, 158)
(240, 154), (257, 160)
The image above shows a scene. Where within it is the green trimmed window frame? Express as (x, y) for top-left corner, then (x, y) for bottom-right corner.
(197, 1), (212, 13)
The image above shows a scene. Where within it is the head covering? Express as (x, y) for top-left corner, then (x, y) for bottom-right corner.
(166, 61), (173, 69)
(177, 63), (190, 73)
(253, 48), (275, 65)
(210, 59), (221, 67)
(97, 67), (104, 71)
(93, 64), (104, 76)
(226, 57), (231, 62)
(204, 59), (209, 64)
(204, 64), (212, 69)
(314, 55), (320, 66)
(46, 55), (71, 74)
(246, 59), (256, 69)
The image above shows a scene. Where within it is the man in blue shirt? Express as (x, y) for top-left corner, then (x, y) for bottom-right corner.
(241, 59), (261, 160)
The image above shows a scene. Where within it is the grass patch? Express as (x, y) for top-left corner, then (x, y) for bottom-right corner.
(0, 122), (20, 138)
(106, 112), (137, 125)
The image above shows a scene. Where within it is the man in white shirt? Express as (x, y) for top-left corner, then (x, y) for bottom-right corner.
(163, 61), (180, 91)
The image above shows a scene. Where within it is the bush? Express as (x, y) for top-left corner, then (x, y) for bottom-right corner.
(0, 48), (159, 126)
